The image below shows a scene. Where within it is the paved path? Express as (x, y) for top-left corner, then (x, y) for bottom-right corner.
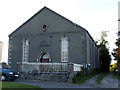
(100, 73), (118, 88)
(81, 73), (119, 88)
(80, 74), (101, 88)
(14, 73), (119, 88)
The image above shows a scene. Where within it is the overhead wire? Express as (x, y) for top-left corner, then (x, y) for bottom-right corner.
(91, 28), (118, 35)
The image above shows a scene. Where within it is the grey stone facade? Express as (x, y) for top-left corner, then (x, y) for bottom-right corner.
(8, 7), (100, 71)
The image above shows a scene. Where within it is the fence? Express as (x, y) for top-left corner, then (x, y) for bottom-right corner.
(73, 63), (83, 71)
(17, 62), (83, 73)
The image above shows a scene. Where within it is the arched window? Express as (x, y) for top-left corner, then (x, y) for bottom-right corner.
(61, 36), (69, 62)
(22, 39), (29, 62)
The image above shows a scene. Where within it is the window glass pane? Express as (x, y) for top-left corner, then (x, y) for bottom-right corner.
(22, 39), (29, 62)
(61, 37), (68, 62)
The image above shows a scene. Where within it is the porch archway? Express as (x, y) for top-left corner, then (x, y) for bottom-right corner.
(40, 52), (50, 63)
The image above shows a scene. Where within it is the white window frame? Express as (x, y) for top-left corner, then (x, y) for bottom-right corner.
(22, 39), (29, 63)
(61, 36), (69, 62)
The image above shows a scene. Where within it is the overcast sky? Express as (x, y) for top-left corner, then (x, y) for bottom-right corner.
(0, 0), (119, 63)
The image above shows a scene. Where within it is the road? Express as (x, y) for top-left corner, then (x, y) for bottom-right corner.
(100, 73), (118, 88)
(81, 73), (119, 88)
(14, 73), (119, 88)
(15, 79), (92, 88)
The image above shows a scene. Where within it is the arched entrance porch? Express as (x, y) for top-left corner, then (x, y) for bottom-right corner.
(40, 52), (50, 63)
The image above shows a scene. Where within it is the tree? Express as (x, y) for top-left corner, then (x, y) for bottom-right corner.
(112, 39), (120, 63)
(97, 31), (111, 72)
(112, 33), (120, 74)
(110, 62), (117, 72)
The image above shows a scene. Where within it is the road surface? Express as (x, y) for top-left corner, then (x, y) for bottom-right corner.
(14, 73), (119, 88)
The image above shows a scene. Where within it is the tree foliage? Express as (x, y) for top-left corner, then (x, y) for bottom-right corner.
(97, 31), (111, 72)
(112, 39), (120, 63)
(110, 62), (117, 72)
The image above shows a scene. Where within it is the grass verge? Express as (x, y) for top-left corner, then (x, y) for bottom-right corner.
(2, 82), (41, 89)
(73, 69), (100, 85)
(96, 72), (109, 84)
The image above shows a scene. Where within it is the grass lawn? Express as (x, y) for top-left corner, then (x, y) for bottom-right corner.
(73, 69), (100, 85)
(2, 82), (41, 89)
(96, 72), (109, 84)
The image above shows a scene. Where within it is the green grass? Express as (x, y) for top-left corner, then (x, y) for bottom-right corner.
(96, 72), (109, 84)
(73, 69), (100, 85)
(2, 82), (41, 89)
(113, 73), (120, 80)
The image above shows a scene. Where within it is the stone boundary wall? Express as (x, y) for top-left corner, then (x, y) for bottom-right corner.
(17, 62), (76, 83)
(19, 72), (70, 83)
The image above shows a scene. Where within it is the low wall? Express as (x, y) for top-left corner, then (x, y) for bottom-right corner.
(17, 62), (78, 83)
(19, 72), (69, 83)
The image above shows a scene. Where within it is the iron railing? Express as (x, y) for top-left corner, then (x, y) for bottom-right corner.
(17, 62), (83, 73)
